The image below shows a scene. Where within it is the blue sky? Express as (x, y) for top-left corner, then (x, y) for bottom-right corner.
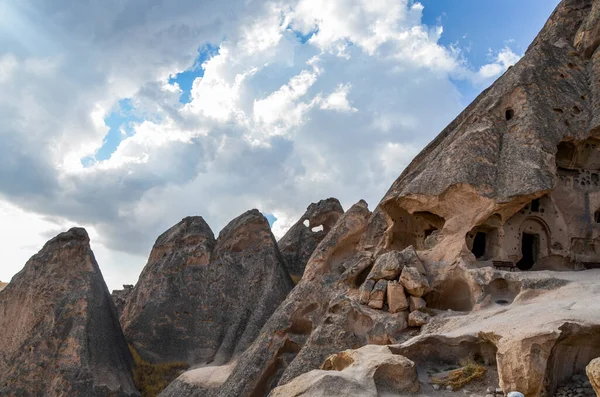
(0, 0), (565, 289)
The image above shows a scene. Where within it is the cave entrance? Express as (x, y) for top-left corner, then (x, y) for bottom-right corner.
(471, 232), (487, 259)
(517, 232), (539, 270)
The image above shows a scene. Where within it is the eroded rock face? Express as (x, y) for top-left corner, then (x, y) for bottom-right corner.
(111, 284), (134, 318)
(378, 0), (600, 273)
(122, 212), (293, 368)
(0, 228), (138, 397)
(269, 345), (419, 397)
(278, 198), (344, 279)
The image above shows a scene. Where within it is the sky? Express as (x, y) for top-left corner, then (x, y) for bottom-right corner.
(0, 0), (560, 291)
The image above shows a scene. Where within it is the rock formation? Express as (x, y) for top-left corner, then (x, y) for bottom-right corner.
(0, 281), (7, 291)
(0, 228), (138, 397)
(269, 345), (419, 397)
(112, 284), (134, 318)
(121, 211), (293, 369)
(212, 200), (418, 397)
(278, 198), (344, 279)
(169, 1), (600, 396)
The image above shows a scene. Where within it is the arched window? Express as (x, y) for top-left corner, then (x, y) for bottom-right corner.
(594, 209), (600, 223)
(505, 108), (514, 121)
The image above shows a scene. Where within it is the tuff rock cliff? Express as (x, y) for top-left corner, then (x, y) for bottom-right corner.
(278, 198), (344, 279)
(0, 228), (138, 397)
(160, 0), (600, 396)
(121, 210), (294, 369)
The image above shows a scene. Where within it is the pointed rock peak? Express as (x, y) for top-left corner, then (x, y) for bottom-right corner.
(279, 198), (345, 279)
(218, 209), (270, 237)
(302, 198), (344, 231)
(215, 209), (275, 252)
(0, 229), (137, 396)
(121, 208), (291, 377)
(155, 216), (215, 247)
(44, 226), (89, 246)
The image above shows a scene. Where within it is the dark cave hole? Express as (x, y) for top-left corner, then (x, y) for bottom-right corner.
(505, 108), (514, 121)
(471, 232), (487, 259)
(517, 232), (539, 271)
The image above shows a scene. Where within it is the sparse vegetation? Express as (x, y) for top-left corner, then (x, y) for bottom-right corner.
(431, 358), (486, 390)
(128, 344), (189, 397)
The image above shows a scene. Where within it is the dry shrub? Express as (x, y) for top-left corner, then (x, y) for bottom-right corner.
(129, 345), (189, 397)
(431, 358), (486, 390)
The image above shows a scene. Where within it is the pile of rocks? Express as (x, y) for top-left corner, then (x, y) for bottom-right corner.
(553, 373), (595, 397)
(358, 246), (431, 327)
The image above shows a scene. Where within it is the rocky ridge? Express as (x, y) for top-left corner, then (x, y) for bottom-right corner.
(0, 228), (138, 397)
(121, 210), (294, 369)
(278, 198), (344, 280)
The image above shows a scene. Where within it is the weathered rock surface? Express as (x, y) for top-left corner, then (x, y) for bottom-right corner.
(399, 266), (430, 297)
(586, 358), (600, 396)
(0, 281), (7, 291)
(212, 201), (415, 397)
(122, 211), (293, 367)
(0, 228), (138, 397)
(278, 198), (344, 279)
(367, 279), (388, 309)
(269, 345), (419, 397)
(407, 310), (429, 327)
(111, 284), (134, 318)
(387, 281), (409, 313)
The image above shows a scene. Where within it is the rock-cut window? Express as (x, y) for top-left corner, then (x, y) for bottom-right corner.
(505, 108), (514, 121)
(595, 209), (600, 223)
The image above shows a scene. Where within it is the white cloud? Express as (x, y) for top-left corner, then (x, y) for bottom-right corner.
(0, 0), (519, 290)
(475, 46), (521, 83)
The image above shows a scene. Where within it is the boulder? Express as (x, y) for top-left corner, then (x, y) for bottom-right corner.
(364, 246), (426, 282)
(121, 211), (293, 367)
(408, 310), (430, 327)
(278, 198), (344, 278)
(400, 266), (430, 297)
(368, 279), (388, 309)
(586, 358), (600, 396)
(366, 251), (405, 281)
(269, 345), (419, 397)
(359, 279), (375, 304)
(409, 296), (426, 312)
(0, 228), (138, 397)
(387, 281), (409, 313)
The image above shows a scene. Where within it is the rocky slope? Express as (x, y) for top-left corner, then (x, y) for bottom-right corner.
(278, 198), (344, 280)
(121, 211), (294, 369)
(0, 228), (138, 397)
(166, 1), (600, 396)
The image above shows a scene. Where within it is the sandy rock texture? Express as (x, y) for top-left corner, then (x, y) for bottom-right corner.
(278, 198), (344, 279)
(0, 228), (138, 397)
(121, 211), (293, 367)
(269, 345), (419, 397)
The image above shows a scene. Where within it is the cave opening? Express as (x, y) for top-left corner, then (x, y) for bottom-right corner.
(595, 209), (600, 224)
(505, 108), (514, 121)
(531, 198), (541, 212)
(471, 232), (487, 259)
(517, 232), (539, 270)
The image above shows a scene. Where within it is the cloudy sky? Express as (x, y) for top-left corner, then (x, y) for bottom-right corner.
(0, 0), (559, 290)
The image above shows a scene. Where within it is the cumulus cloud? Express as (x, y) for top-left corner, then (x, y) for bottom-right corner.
(0, 0), (519, 289)
(474, 46), (522, 84)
